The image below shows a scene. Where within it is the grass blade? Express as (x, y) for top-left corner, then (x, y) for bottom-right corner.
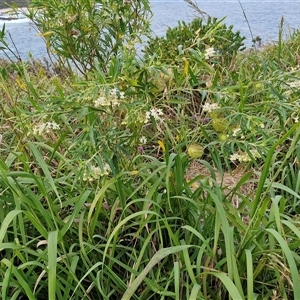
(206, 272), (243, 300)
(174, 261), (180, 300)
(48, 231), (58, 300)
(265, 228), (300, 299)
(245, 249), (254, 300)
(189, 283), (201, 299)
(121, 245), (192, 300)
(0, 210), (22, 245)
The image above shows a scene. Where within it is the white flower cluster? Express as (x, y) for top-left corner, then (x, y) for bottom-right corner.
(94, 87), (125, 108)
(139, 136), (147, 144)
(83, 163), (111, 182)
(289, 65), (300, 72)
(288, 80), (300, 89)
(202, 102), (220, 113)
(144, 108), (164, 124)
(230, 149), (261, 162)
(232, 127), (241, 137)
(232, 127), (245, 139)
(32, 121), (60, 136)
(204, 47), (216, 60)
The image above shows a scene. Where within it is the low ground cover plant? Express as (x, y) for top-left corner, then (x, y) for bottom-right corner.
(0, 0), (299, 299)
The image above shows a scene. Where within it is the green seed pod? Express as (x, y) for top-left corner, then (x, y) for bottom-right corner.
(212, 118), (229, 133)
(187, 144), (204, 159)
(218, 133), (227, 141)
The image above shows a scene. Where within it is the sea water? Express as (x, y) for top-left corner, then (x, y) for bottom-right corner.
(0, 0), (300, 60)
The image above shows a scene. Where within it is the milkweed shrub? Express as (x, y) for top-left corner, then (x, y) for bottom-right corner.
(26, 0), (152, 75)
(143, 16), (246, 66)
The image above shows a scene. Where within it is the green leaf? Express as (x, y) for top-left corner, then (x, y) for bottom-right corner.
(0, 210), (23, 245)
(48, 231), (58, 300)
(121, 245), (192, 300)
(265, 228), (300, 299)
(205, 272), (244, 300)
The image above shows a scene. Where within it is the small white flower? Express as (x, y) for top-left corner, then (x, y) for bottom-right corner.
(32, 121), (60, 136)
(33, 124), (46, 135)
(289, 80), (300, 89)
(250, 149), (261, 159)
(239, 153), (251, 162)
(102, 163), (111, 176)
(110, 88), (118, 97)
(232, 127), (241, 137)
(202, 102), (220, 113)
(293, 116), (299, 123)
(83, 172), (89, 181)
(150, 108), (163, 120)
(85, 163), (111, 181)
(94, 95), (119, 107)
(229, 153), (240, 162)
(144, 111), (151, 124)
(119, 91), (125, 99)
(230, 149), (260, 162)
(144, 108), (164, 124)
(91, 166), (102, 177)
(204, 47), (216, 60)
(94, 97), (108, 107)
(110, 98), (120, 107)
(139, 136), (147, 144)
(47, 122), (60, 130)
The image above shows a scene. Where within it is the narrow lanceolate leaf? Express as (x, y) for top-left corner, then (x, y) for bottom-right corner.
(271, 182), (300, 200)
(174, 262), (180, 300)
(245, 249), (254, 300)
(121, 245), (192, 300)
(252, 123), (299, 217)
(36, 31), (55, 37)
(189, 283), (201, 299)
(207, 190), (244, 297)
(48, 231), (58, 300)
(0, 210), (23, 245)
(265, 228), (300, 299)
(205, 272), (244, 300)
(28, 141), (61, 206)
(1, 259), (37, 300)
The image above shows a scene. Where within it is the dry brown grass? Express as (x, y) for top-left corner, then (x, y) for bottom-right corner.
(185, 160), (258, 210)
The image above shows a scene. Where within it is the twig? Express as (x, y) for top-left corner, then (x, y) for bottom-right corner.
(7, 31), (22, 61)
(237, 0), (255, 48)
(183, 0), (209, 21)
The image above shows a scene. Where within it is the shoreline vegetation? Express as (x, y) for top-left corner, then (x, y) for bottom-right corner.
(0, 0), (300, 299)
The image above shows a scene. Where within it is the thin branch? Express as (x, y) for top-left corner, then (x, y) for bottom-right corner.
(237, 0), (255, 48)
(183, 0), (209, 21)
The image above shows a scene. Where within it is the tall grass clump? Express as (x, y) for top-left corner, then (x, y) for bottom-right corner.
(0, 0), (300, 299)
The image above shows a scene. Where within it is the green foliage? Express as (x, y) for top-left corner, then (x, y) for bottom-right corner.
(0, 1), (300, 299)
(25, 0), (152, 75)
(143, 17), (246, 65)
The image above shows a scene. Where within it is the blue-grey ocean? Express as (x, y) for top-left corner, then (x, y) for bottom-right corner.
(0, 0), (300, 59)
